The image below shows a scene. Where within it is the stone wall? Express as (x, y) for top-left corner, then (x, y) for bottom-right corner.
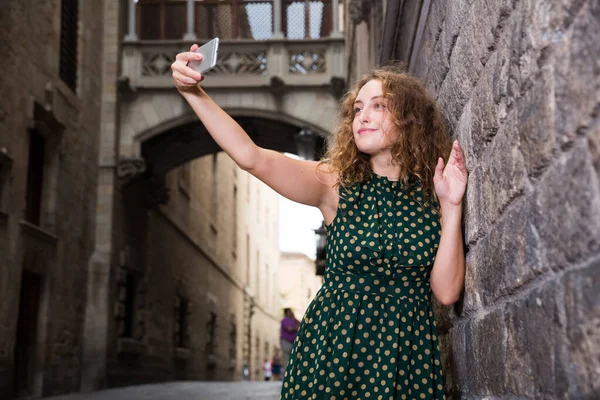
(0, 0), (104, 397)
(411, 0), (600, 398)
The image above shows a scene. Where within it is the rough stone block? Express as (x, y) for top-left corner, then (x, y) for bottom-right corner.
(424, 37), (449, 96)
(553, 1), (600, 146)
(533, 143), (600, 269)
(504, 279), (569, 398)
(588, 118), (600, 176)
(481, 110), (529, 222)
(476, 196), (544, 306)
(460, 309), (507, 396)
(562, 259), (600, 397)
(461, 250), (482, 313)
(516, 66), (557, 176)
(465, 167), (489, 245)
(439, 0), (475, 61)
(471, 51), (501, 162)
(448, 321), (469, 394)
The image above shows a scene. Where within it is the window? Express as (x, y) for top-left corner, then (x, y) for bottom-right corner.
(283, 0), (332, 39)
(255, 250), (260, 299)
(138, 0), (186, 40)
(137, 0), (333, 41)
(122, 272), (138, 338)
(212, 154), (218, 219)
(175, 295), (189, 348)
(265, 263), (269, 308)
(229, 314), (237, 361)
(206, 311), (217, 355)
(25, 131), (45, 225)
(59, 0), (79, 91)
(246, 234), (251, 284)
(0, 148), (11, 213)
(256, 183), (260, 222)
(232, 185), (238, 257)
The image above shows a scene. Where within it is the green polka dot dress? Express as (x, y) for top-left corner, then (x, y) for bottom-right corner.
(281, 173), (445, 399)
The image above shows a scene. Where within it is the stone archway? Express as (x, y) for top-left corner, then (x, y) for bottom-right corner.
(140, 112), (328, 178)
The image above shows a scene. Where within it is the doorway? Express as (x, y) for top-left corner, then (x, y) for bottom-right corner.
(13, 270), (42, 397)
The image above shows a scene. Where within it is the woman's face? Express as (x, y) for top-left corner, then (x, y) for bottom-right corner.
(352, 79), (399, 156)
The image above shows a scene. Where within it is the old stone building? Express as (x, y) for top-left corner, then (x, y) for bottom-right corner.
(82, 0), (343, 393)
(279, 252), (324, 319)
(347, 0), (599, 398)
(1, 0), (344, 397)
(0, 0), (105, 397)
(103, 151), (282, 386)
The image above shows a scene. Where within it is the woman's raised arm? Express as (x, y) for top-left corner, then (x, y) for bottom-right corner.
(171, 45), (333, 208)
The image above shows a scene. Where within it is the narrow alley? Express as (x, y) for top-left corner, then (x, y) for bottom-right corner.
(46, 382), (282, 400)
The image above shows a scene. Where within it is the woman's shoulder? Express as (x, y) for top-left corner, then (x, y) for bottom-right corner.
(315, 162), (339, 187)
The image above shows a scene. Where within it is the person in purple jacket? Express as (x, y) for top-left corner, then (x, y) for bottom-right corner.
(280, 308), (299, 369)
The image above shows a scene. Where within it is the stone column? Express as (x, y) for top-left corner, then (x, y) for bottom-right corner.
(124, 0), (138, 41)
(272, 0), (284, 39)
(183, 0), (197, 40)
(330, 0), (343, 38)
(81, 0), (121, 391)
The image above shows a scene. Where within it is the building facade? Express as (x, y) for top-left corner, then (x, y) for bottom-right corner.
(1, 0), (345, 397)
(0, 0), (105, 397)
(88, 0), (343, 390)
(279, 252), (324, 319)
(103, 152), (282, 386)
(362, 0), (599, 398)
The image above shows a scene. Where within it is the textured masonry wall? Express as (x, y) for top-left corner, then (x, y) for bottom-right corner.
(413, 0), (600, 398)
(0, 0), (104, 396)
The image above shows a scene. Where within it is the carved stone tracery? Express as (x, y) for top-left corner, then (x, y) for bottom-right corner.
(348, 0), (373, 25)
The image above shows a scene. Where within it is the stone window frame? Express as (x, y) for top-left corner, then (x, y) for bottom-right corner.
(0, 147), (13, 217)
(228, 312), (237, 369)
(115, 265), (148, 356)
(174, 284), (192, 361)
(24, 99), (65, 233)
(205, 294), (218, 366)
(232, 184), (238, 259)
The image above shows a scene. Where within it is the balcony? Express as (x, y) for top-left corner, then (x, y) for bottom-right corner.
(121, 0), (345, 91)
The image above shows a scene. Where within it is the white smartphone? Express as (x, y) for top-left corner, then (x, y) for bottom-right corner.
(188, 38), (219, 74)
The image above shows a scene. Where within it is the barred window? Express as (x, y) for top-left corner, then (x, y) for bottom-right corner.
(284, 0), (331, 39)
(59, 0), (79, 91)
(138, 0), (274, 40)
(138, 0), (186, 40)
(136, 0), (334, 41)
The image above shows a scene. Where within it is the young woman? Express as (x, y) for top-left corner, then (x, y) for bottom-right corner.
(172, 44), (467, 399)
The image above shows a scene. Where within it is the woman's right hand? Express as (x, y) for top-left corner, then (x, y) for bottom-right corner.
(171, 44), (204, 93)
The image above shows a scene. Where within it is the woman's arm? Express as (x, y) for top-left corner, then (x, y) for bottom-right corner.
(430, 204), (465, 305)
(430, 140), (468, 305)
(172, 46), (332, 208)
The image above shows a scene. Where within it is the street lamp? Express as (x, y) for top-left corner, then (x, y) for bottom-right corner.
(294, 127), (316, 161)
(314, 221), (327, 275)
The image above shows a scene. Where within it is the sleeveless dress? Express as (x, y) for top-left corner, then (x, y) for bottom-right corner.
(281, 173), (445, 400)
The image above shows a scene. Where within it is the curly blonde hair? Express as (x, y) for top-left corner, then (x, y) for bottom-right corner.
(320, 65), (451, 204)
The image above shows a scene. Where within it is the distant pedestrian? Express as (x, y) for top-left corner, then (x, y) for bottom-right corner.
(271, 350), (282, 381)
(279, 308), (299, 370)
(263, 359), (272, 381)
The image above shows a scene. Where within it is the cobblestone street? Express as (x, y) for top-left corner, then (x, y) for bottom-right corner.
(46, 381), (282, 400)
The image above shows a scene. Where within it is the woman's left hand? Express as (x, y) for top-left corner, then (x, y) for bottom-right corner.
(433, 140), (468, 207)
